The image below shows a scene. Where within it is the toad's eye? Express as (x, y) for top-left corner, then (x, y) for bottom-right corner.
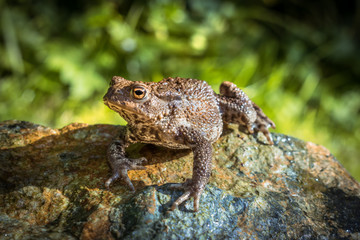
(132, 86), (147, 100)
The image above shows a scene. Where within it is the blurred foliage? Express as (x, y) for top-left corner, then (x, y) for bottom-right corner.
(0, 0), (359, 180)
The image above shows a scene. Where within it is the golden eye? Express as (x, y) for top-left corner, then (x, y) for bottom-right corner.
(132, 86), (147, 99)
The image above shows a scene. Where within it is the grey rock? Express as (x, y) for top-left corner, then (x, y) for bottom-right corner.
(0, 120), (359, 239)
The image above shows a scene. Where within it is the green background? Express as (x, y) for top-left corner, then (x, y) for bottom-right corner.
(1, 0), (359, 181)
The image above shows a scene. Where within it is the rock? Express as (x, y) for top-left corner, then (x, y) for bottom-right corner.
(0, 120), (359, 239)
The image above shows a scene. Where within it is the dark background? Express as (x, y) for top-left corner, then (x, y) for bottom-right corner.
(1, 0), (359, 180)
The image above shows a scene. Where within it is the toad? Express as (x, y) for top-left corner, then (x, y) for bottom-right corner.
(103, 76), (275, 211)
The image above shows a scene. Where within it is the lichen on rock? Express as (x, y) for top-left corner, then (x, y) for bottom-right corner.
(0, 120), (359, 239)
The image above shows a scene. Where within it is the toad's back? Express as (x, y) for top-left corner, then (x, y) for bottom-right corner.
(159, 78), (222, 139)
(147, 77), (224, 147)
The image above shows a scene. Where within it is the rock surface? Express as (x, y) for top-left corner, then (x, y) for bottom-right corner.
(0, 120), (359, 239)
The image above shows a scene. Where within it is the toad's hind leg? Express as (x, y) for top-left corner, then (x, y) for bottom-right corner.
(252, 103), (276, 144)
(218, 81), (257, 131)
(218, 81), (275, 144)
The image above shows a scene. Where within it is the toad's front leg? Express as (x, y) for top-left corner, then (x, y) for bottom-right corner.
(170, 129), (213, 212)
(105, 138), (147, 191)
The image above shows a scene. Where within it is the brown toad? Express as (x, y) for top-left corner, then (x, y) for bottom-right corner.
(103, 76), (275, 211)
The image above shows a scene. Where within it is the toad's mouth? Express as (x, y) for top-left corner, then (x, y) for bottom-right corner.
(104, 100), (152, 124)
(103, 100), (138, 115)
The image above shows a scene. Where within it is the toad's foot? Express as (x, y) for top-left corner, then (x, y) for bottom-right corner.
(168, 180), (204, 212)
(252, 103), (275, 145)
(105, 157), (147, 191)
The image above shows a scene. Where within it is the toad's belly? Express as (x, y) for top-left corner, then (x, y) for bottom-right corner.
(127, 122), (223, 149)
